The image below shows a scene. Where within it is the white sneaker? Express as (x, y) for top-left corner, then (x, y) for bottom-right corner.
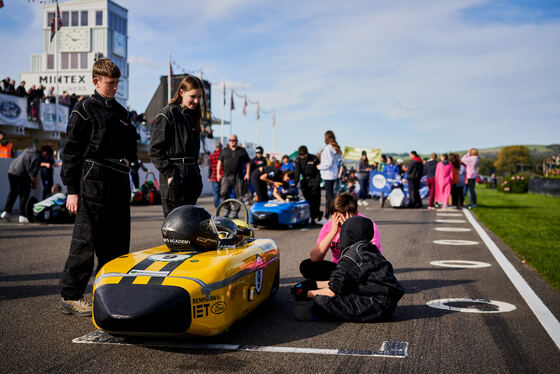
(358, 200), (364, 206)
(61, 297), (92, 316)
(0, 211), (8, 219)
(362, 200), (369, 206)
(18, 215), (29, 223)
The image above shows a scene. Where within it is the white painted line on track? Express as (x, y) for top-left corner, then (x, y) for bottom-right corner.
(436, 219), (467, 223)
(463, 208), (560, 350)
(427, 298), (516, 313)
(433, 239), (479, 245)
(431, 260), (491, 268)
(435, 227), (471, 232)
(436, 213), (464, 217)
(73, 330), (408, 358)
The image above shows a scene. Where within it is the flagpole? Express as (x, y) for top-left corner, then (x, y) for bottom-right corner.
(229, 89), (233, 137)
(54, 0), (59, 132)
(243, 95), (247, 148)
(256, 101), (259, 147)
(272, 111), (276, 153)
(221, 80), (225, 145)
(167, 53), (172, 103)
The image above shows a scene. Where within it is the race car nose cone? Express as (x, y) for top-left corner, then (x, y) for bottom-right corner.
(252, 212), (278, 226)
(94, 284), (191, 334)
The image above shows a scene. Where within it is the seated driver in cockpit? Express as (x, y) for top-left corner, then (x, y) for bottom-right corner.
(273, 170), (298, 202)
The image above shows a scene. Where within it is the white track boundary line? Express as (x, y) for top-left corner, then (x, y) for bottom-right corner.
(73, 331), (408, 358)
(463, 209), (560, 350)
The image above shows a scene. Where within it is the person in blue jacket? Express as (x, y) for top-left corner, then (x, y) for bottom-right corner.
(280, 155), (294, 171)
(383, 156), (400, 178)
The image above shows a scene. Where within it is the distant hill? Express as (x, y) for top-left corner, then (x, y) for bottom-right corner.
(387, 144), (559, 161)
(463, 144), (560, 159)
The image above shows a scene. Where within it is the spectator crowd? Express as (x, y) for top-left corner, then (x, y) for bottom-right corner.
(1, 76), (83, 121)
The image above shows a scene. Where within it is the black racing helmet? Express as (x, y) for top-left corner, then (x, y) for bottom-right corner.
(162, 205), (219, 251)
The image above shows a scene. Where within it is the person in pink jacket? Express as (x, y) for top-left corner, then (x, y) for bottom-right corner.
(461, 148), (479, 208)
(298, 192), (382, 281)
(435, 153), (453, 209)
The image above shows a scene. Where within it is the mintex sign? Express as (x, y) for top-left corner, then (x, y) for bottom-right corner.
(20, 71), (93, 96)
(39, 74), (88, 84)
(20, 72), (128, 104)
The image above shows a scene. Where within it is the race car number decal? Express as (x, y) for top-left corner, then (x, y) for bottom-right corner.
(149, 254), (193, 262)
(254, 255), (264, 294)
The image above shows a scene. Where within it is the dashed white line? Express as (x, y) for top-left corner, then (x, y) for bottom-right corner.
(436, 219), (467, 223)
(430, 260), (491, 268)
(433, 239), (479, 245)
(435, 227), (471, 232)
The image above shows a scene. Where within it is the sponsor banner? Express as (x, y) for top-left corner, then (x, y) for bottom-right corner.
(40, 102), (69, 131)
(0, 94), (28, 127)
(343, 146), (382, 162)
(368, 171), (392, 196)
(20, 72), (92, 97)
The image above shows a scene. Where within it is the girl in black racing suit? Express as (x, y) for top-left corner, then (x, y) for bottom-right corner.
(150, 76), (208, 217)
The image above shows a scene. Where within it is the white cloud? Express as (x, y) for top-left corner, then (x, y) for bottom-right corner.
(128, 55), (162, 68)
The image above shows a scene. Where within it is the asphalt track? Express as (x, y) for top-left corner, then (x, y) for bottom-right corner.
(1, 195), (559, 373)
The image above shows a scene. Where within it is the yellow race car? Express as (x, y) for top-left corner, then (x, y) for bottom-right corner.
(92, 200), (279, 337)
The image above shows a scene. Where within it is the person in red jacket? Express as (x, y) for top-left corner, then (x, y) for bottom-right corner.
(207, 142), (223, 208)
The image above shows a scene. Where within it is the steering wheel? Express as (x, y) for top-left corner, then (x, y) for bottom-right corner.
(216, 198), (250, 224)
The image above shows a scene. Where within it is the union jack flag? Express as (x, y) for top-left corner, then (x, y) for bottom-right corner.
(50, 0), (62, 42)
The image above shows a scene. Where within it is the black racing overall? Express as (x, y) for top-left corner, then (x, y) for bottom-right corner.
(294, 154), (321, 221)
(60, 91), (138, 301)
(149, 104), (203, 217)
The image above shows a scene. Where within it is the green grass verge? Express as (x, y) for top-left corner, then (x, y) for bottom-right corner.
(471, 189), (560, 290)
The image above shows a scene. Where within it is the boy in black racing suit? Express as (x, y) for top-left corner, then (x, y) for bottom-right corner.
(60, 58), (138, 316)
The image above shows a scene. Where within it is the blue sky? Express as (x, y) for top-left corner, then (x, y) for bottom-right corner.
(2, 0), (559, 155)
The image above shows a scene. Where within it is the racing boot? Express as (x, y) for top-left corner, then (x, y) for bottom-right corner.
(61, 297), (92, 316)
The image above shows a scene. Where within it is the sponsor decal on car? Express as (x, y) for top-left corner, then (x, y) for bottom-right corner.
(128, 270), (170, 277)
(193, 295), (219, 304)
(211, 301), (227, 314)
(192, 303), (210, 318)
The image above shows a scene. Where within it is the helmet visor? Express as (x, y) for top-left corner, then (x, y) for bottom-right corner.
(200, 217), (218, 235)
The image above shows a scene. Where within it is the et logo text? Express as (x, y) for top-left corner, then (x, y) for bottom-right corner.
(193, 303), (210, 318)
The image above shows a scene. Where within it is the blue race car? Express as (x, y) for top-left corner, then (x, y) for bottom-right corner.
(250, 197), (310, 227)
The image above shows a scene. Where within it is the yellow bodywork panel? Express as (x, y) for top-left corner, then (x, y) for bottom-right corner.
(93, 238), (279, 336)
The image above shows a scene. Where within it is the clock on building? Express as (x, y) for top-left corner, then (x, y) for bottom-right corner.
(112, 31), (126, 57)
(59, 28), (90, 52)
